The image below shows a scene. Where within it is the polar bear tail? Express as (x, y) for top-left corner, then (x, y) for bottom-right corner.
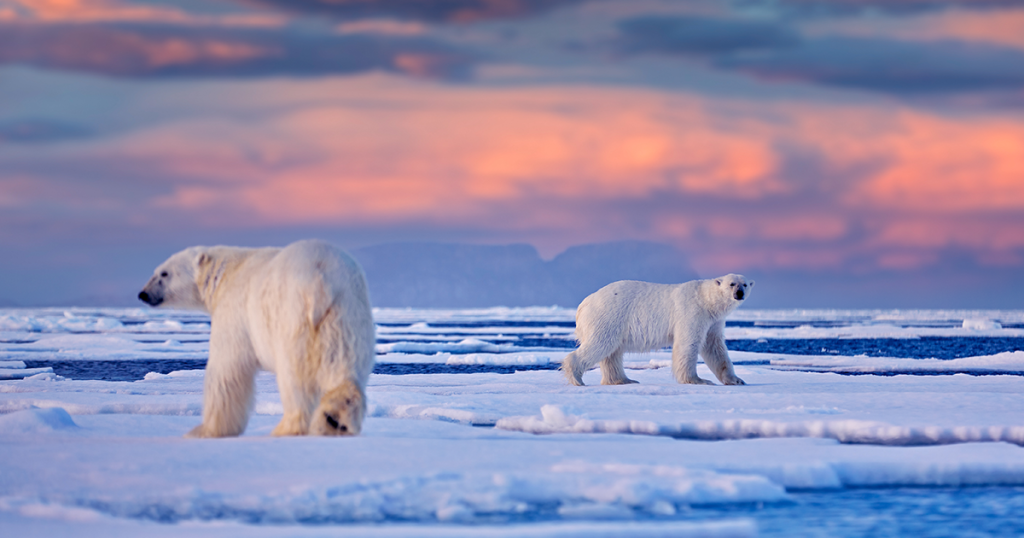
(303, 271), (374, 384)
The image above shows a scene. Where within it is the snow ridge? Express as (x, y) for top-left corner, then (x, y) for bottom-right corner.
(0, 467), (782, 525)
(497, 405), (1024, 447)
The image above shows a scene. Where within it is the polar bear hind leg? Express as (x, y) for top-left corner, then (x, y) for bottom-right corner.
(600, 350), (637, 385)
(562, 343), (608, 386)
(561, 350), (588, 386)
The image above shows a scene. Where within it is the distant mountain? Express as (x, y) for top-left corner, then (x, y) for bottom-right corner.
(352, 241), (697, 308)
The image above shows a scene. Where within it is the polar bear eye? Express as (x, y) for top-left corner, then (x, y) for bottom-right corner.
(730, 283), (736, 287)
(325, 412), (340, 430)
(160, 271), (169, 278)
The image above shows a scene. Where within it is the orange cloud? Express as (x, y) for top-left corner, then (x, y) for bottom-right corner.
(137, 78), (783, 224)
(805, 8), (1024, 51)
(781, 104), (1024, 212)
(4, 0), (287, 26)
(847, 114), (1024, 212)
(13, 73), (1024, 274)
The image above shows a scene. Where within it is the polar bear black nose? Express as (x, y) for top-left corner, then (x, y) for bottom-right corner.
(735, 289), (745, 300)
(138, 291), (162, 306)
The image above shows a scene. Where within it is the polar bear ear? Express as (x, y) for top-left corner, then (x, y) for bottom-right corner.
(195, 252), (212, 268)
(714, 279), (722, 286)
(748, 280), (755, 288)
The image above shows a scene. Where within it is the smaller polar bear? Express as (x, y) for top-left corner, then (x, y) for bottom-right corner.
(138, 239), (375, 438)
(562, 274), (753, 386)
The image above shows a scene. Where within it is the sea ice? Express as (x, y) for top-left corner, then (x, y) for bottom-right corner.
(4, 306), (1024, 536)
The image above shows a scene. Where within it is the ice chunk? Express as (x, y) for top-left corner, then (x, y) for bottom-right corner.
(0, 407), (77, 434)
(0, 367), (54, 380)
(446, 353), (552, 366)
(963, 318), (1002, 330)
(377, 338), (506, 354)
(22, 372), (65, 382)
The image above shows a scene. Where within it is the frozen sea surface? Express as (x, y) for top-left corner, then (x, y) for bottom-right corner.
(2, 307), (1024, 536)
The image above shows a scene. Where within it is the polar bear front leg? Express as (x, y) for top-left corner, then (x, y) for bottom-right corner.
(187, 329), (257, 438)
(671, 329), (714, 385)
(702, 322), (745, 385)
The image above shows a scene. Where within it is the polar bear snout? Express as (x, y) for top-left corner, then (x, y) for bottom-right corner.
(138, 287), (163, 306)
(735, 289), (745, 301)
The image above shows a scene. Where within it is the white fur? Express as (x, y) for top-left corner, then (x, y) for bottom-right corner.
(140, 239), (375, 438)
(562, 274), (753, 386)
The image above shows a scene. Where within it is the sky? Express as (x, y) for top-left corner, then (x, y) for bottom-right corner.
(1, 0), (1023, 308)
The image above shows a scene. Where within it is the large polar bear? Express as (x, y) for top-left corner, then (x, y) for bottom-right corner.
(138, 239), (375, 438)
(562, 274), (753, 386)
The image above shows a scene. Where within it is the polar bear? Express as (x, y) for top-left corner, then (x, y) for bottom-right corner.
(138, 239), (375, 438)
(562, 274), (753, 386)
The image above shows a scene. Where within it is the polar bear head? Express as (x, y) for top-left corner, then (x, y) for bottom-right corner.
(714, 273), (754, 302)
(138, 247), (206, 310)
(309, 380), (366, 436)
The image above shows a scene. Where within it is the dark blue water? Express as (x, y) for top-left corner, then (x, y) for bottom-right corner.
(23, 359), (561, 382)
(696, 487), (1024, 537)
(378, 320), (577, 329)
(383, 335), (1024, 357)
(20, 336), (1024, 381)
(728, 337), (1024, 360)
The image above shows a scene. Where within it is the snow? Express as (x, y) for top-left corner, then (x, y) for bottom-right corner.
(496, 404), (1024, 447)
(3, 307), (1024, 535)
(376, 338), (510, 354)
(763, 350), (1024, 374)
(445, 353), (555, 366)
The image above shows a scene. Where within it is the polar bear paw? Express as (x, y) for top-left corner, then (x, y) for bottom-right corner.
(308, 380), (365, 436)
(184, 423), (232, 438)
(271, 413), (309, 437)
(679, 376), (716, 385)
(601, 376), (639, 385)
(563, 367), (586, 386)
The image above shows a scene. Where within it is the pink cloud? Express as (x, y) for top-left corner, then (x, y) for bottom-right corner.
(135, 80), (783, 224)
(3, 0), (286, 26)
(7, 73), (1024, 275)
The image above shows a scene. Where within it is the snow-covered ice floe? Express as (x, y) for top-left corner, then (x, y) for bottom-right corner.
(4, 307), (1024, 535)
(763, 350), (1024, 375)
